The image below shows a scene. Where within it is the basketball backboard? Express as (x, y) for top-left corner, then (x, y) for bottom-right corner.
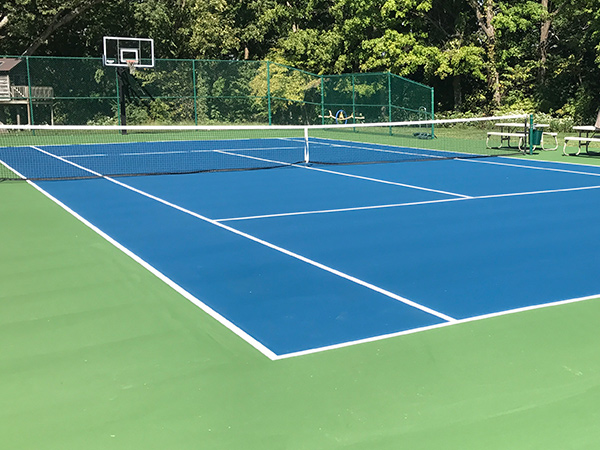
(103, 36), (155, 68)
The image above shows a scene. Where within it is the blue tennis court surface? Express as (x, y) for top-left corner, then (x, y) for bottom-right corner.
(7, 138), (600, 358)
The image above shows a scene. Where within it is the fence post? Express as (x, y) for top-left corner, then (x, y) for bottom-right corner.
(267, 61), (272, 125)
(25, 56), (34, 125)
(320, 76), (325, 125)
(387, 71), (392, 135)
(352, 73), (356, 125)
(192, 59), (198, 125)
(430, 86), (435, 138)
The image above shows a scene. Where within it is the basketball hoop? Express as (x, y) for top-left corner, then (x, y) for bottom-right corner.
(103, 36), (155, 70)
(126, 59), (137, 74)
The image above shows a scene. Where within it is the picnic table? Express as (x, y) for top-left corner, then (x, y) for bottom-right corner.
(486, 122), (557, 152)
(562, 126), (600, 156)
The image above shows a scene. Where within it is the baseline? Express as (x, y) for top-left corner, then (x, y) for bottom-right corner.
(278, 293), (600, 359)
(231, 185), (600, 320)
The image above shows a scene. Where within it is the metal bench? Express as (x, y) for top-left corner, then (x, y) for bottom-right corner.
(540, 132), (558, 151)
(486, 131), (526, 151)
(563, 136), (600, 156)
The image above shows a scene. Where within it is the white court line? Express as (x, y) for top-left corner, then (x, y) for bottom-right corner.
(9, 147), (600, 360)
(275, 293), (600, 359)
(461, 157), (600, 177)
(214, 153), (600, 222)
(217, 197), (468, 222)
(509, 154), (600, 169)
(12, 152), (600, 359)
(0, 156), (20, 178)
(64, 153), (108, 158)
(216, 183), (600, 222)
(30, 182), (281, 360)
(60, 135), (467, 162)
(28, 145), (457, 350)
(310, 135), (491, 160)
(14, 148), (278, 360)
(305, 165), (471, 197)
(215, 150), (472, 199)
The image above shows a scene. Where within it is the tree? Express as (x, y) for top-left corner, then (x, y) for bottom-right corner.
(359, 0), (488, 111)
(1, 0), (600, 119)
(0, 0), (109, 56)
(538, 0), (600, 119)
(467, 0), (501, 106)
(538, 0), (552, 85)
(22, 0), (107, 56)
(229, 0), (291, 60)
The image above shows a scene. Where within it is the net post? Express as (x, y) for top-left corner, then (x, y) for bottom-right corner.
(303, 126), (310, 163)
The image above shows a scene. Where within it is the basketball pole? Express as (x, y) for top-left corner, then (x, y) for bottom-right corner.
(103, 36), (155, 134)
(117, 67), (128, 134)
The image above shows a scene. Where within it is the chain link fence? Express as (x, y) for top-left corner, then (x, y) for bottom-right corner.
(0, 56), (434, 127)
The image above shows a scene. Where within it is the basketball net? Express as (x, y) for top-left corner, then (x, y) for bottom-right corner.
(126, 60), (137, 74)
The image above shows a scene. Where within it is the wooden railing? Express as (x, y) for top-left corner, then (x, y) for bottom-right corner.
(7, 85), (55, 99)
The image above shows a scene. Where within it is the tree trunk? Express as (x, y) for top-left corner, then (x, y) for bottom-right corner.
(469, 0), (501, 106)
(538, 0), (551, 85)
(453, 75), (463, 110)
(0, 14), (9, 32)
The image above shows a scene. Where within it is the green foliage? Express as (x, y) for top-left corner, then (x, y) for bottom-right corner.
(1, 0), (600, 121)
(277, 30), (346, 74)
(248, 60), (321, 124)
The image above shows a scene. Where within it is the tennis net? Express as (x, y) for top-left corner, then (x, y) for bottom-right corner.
(0, 114), (529, 181)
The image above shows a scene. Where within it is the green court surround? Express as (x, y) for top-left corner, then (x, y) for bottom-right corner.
(2, 154), (600, 449)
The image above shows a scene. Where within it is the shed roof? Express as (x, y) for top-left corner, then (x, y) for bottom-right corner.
(0, 58), (22, 72)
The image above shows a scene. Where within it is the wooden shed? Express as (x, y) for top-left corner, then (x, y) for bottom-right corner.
(0, 58), (54, 124)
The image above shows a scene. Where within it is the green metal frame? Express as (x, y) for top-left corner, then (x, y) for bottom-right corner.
(24, 56), (34, 125)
